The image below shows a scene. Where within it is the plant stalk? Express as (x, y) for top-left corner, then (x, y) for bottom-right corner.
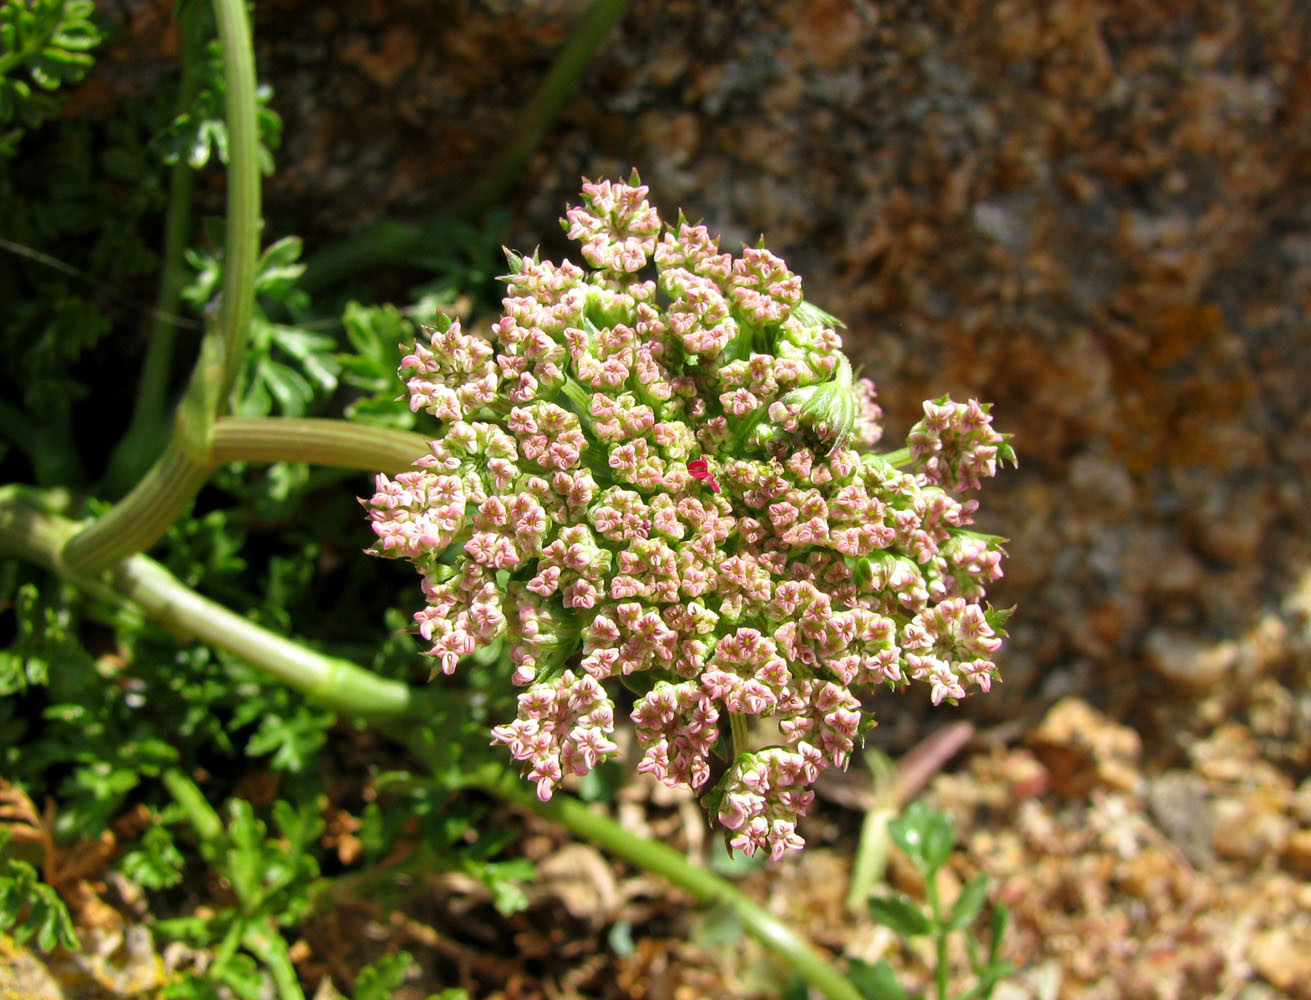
(462, 763), (865, 1000)
(468, 0), (632, 217)
(60, 440), (214, 575)
(210, 0), (262, 400)
(210, 418), (429, 475)
(2, 500), (416, 719)
(105, 2), (209, 493)
(59, 0), (265, 573)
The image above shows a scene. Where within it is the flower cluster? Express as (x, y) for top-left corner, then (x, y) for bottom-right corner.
(365, 176), (1014, 859)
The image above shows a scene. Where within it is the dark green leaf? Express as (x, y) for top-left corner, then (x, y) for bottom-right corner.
(847, 957), (907, 1000)
(781, 973), (810, 1000)
(947, 873), (990, 931)
(119, 823), (186, 890)
(989, 901), (1011, 962)
(867, 894), (931, 937)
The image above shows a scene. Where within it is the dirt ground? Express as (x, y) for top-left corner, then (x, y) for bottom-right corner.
(12, 1), (1311, 997)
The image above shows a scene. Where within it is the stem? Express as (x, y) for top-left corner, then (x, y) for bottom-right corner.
(881, 446), (912, 468)
(163, 768), (224, 844)
(468, 0), (632, 217)
(462, 763), (865, 1000)
(243, 924), (307, 1000)
(210, 418), (429, 475)
(60, 440), (213, 575)
(209, 0), (261, 401)
(729, 711), (749, 759)
(1, 500), (417, 719)
(845, 751), (896, 914)
(846, 725), (975, 915)
(59, 0), (263, 572)
(927, 872), (948, 1000)
(105, 4), (208, 493)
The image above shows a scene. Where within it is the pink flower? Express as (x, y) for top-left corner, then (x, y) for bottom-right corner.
(365, 177), (1013, 859)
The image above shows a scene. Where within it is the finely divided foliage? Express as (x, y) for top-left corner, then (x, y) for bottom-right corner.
(365, 177), (1014, 860)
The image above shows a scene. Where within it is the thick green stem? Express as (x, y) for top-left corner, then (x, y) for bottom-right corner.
(211, 418), (429, 475)
(60, 0), (264, 572)
(882, 446), (912, 468)
(462, 763), (865, 1000)
(62, 413), (430, 573)
(2, 500), (416, 719)
(210, 0), (262, 400)
(60, 440), (213, 575)
(729, 711), (750, 759)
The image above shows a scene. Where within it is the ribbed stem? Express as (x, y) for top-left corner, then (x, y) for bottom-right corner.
(210, 418), (429, 475)
(61, 0), (264, 573)
(3, 500), (416, 718)
(210, 0), (261, 400)
(60, 441), (213, 575)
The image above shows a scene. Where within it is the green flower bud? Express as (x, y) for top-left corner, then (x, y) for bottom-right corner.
(779, 354), (858, 452)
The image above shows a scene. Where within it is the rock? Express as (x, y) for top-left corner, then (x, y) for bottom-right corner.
(1249, 927), (1311, 996)
(1143, 629), (1237, 691)
(1025, 697), (1142, 797)
(1146, 769), (1214, 868)
(1210, 793), (1293, 863)
(1282, 828), (1311, 877)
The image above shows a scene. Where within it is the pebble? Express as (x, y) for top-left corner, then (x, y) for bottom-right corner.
(1142, 628), (1237, 690)
(1025, 697), (1142, 797)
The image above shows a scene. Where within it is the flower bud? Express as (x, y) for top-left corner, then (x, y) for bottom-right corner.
(779, 354), (858, 452)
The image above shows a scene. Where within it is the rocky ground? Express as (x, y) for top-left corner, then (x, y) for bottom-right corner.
(11, 0), (1311, 997)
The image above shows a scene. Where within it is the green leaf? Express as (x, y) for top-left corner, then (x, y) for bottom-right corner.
(889, 801), (955, 875)
(781, 973), (810, 1000)
(0, 849), (80, 953)
(150, 40), (280, 174)
(947, 873), (990, 931)
(119, 823), (187, 890)
(207, 951), (265, 1000)
(847, 957), (907, 1000)
(988, 901), (1011, 963)
(0, 0), (103, 153)
(867, 894), (931, 937)
(245, 705), (331, 773)
(352, 951), (414, 1000)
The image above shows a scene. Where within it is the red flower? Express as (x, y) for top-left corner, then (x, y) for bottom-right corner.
(687, 458), (721, 493)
